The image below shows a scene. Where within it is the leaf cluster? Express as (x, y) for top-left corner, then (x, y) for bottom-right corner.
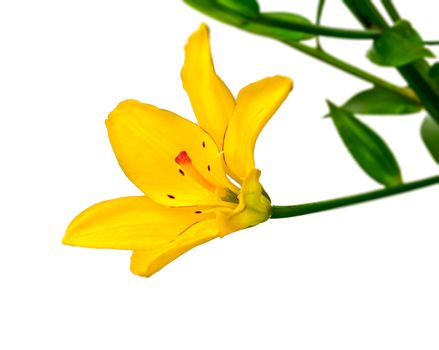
(184, 0), (439, 188)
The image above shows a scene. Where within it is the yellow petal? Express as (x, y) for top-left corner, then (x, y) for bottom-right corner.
(223, 76), (293, 182)
(63, 196), (215, 250)
(216, 169), (271, 237)
(130, 219), (219, 277)
(106, 100), (238, 207)
(181, 23), (235, 149)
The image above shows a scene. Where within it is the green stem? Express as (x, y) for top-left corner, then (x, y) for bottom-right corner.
(255, 14), (380, 40)
(270, 175), (439, 219)
(424, 41), (439, 46)
(343, 0), (388, 29)
(381, 0), (401, 22)
(315, 0), (326, 49)
(285, 41), (420, 104)
(399, 63), (439, 119)
(316, 0), (326, 25)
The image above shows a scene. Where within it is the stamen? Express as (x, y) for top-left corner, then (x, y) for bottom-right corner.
(174, 151), (238, 204)
(175, 150), (216, 192)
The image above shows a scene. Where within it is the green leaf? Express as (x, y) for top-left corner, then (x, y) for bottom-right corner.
(342, 86), (422, 115)
(328, 101), (402, 187)
(184, 1), (312, 41)
(217, 0), (259, 19)
(245, 12), (314, 41)
(429, 63), (439, 82)
(420, 115), (439, 164)
(368, 20), (434, 67)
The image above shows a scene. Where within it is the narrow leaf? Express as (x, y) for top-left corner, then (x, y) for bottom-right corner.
(245, 12), (314, 41)
(368, 20), (434, 67)
(429, 63), (439, 82)
(421, 115), (439, 164)
(217, 0), (259, 19)
(328, 101), (402, 187)
(343, 86), (422, 115)
(184, 1), (313, 41)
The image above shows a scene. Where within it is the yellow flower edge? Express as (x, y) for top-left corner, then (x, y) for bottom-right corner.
(63, 23), (293, 277)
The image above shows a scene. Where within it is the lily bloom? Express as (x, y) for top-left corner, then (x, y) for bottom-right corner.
(63, 24), (293, 277)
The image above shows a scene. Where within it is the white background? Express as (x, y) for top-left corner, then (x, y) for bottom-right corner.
(1, 0), (438, 349)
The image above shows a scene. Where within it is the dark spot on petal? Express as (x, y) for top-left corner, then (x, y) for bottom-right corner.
(179, 169), (185, 176)
(202, 141), (206, 148)
(167, 194), (175, 199)
(207, 165), (211, 171)
(195, 211), (202, 214)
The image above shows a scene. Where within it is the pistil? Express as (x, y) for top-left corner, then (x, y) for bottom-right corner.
(175, 151), (217, 192)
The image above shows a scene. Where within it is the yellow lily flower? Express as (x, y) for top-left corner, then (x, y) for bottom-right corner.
(63, 24), (293, 277)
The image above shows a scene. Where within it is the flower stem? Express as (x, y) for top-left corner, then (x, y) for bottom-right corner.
(285, 41), (420, 104)
(270, 175), (439, 219)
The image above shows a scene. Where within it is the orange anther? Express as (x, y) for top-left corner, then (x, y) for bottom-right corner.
(175, 151), (191, 165)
